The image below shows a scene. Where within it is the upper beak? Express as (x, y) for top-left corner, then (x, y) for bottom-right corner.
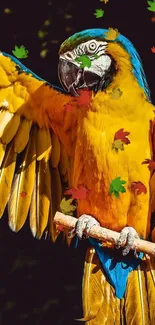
(58, 58), (102, 96)
(58, 58), (83, 96)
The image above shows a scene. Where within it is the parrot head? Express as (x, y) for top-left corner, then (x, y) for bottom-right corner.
(58, 28), (150, 100)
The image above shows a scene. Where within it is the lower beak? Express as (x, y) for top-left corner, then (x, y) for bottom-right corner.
(58, 58), (102, 96)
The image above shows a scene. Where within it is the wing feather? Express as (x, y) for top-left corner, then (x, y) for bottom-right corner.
(0, 143), (17, 217)
(8, 128), (36, 232)
(0, 52), (76, 239)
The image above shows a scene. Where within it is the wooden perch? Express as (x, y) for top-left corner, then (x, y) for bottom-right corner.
(54, 211), (155, 256)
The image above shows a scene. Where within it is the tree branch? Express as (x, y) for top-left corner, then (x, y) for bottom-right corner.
(54, 212), (155, 256)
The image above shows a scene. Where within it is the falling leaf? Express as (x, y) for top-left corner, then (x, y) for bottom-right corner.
(60, 197), (76, 215)
(104, 28), (120, 41)
(65, 27), (72, 32)
(4, 8), (11, 14)
(20, 191), (27, 198)
(44, 19), (51, 26)
(131, 181), (147, 195)
(109, 88), (123, 99)
(151, 16), (155, 22)
(64, 103), (73, 112)
(114, 128), (130, 145)
(38, 30), (47, 39)
(77, 90), (92, 107)
(142, 159), (155, 171)
(94, 9), (104, 18)
(112, 139), (124, 152)
(75, 54), (91, 68)
(100, 0), (109, 3)
(56, 225), (64, 232)
(64, 14), (72, 19)
(151, 46), (155, 53)
(65, 185), (90, 200)
(12, 45), (28, 59)
(40, 49), (48, 58)
(147, 0), (155, 12)
(109, 177), (126, 198)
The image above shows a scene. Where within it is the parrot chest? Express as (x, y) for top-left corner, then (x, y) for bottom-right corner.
(73, 111), (152, 235)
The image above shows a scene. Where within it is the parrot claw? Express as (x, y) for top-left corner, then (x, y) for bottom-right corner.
(116, 226), (139, 256)
(70, 214), (100, 240)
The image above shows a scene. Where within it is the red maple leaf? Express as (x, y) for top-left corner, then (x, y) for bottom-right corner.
(131, 181), (147, 195)
(77, 90), (92, 107)
(151, 46), (155, 53)
(56, 225), (64, 232)
(64, 103), (73, 112)
(114, 128), (130, 145)
(20, 191), (27, 198)
(142, 159), (155, 171)
(65, 185), (90, 200)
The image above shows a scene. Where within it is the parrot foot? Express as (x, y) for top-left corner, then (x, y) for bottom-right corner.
(117, 226), (139, 256)
(68, 214), (100, 239)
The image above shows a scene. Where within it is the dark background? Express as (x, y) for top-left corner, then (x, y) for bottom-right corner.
(0, 0), (154, 324)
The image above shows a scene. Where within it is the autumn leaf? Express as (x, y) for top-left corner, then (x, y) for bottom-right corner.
(100, 0), (109, 3)
(60, 197), (76, 215)
(94, 9), (104, 18)
(104, 28), (120, 41)
(151, 16), (155, 22)
(112, 139), (124, 152)
(109, 177), (126, 198)
(109, 88), (123, 99)
(20, 191), (27, 198)
(147, 0), (155, 12)
(75, 55), (91, 68)
(65, 185), (90, 200)
(64, 103), (73, 112)
(131, 182), (147, 195)
(114, 128), (130, 145)
(4, 8), (12, 14)
(77, 90), (92, 107)
(142, 159), (155, 171)
(151, 46), (155, 53)
(12, 45), (28, 59)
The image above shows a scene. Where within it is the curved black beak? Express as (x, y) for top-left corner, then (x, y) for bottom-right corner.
(58, 58), (102, 96)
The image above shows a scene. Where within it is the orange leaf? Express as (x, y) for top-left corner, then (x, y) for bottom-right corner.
(142, 159), (155, 171)
(151, 46), (155, 53)
(77, 90), (92, 107)
(65, 185), (90, 200)
(131, 181), (147, 195)
(114, 128), (130, 144)
(20, 191), (27, 198)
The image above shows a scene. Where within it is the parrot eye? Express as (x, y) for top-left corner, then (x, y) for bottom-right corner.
(87, 41), (97, 53)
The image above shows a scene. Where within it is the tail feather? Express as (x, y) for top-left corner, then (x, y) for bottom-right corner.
(82, 248), (155, 325)
(82, 247), (121, 325)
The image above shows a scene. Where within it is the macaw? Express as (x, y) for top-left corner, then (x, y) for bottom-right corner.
(0, 28), (155, 324)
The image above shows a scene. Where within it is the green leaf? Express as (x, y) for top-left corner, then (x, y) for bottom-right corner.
(75, 55), (91, 68)
(12, 45), (28, 59)
(112, 139), (124, 152)
(94, 9), (104, 18)
(147, 0), (155, 11)
(109, 177), (126, 197)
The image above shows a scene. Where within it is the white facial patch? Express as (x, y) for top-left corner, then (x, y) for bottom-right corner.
(59, 39), (111, 77)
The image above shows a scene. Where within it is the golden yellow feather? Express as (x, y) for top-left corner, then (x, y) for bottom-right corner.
(8, 129), (36, 232)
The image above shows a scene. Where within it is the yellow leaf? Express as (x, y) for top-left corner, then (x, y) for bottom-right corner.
(60, 197), (76, 215)
(104, 28), (120, 41)
(112, 139), (124, 152)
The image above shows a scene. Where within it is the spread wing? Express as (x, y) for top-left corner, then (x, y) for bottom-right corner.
(0, 52), (77, 241)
